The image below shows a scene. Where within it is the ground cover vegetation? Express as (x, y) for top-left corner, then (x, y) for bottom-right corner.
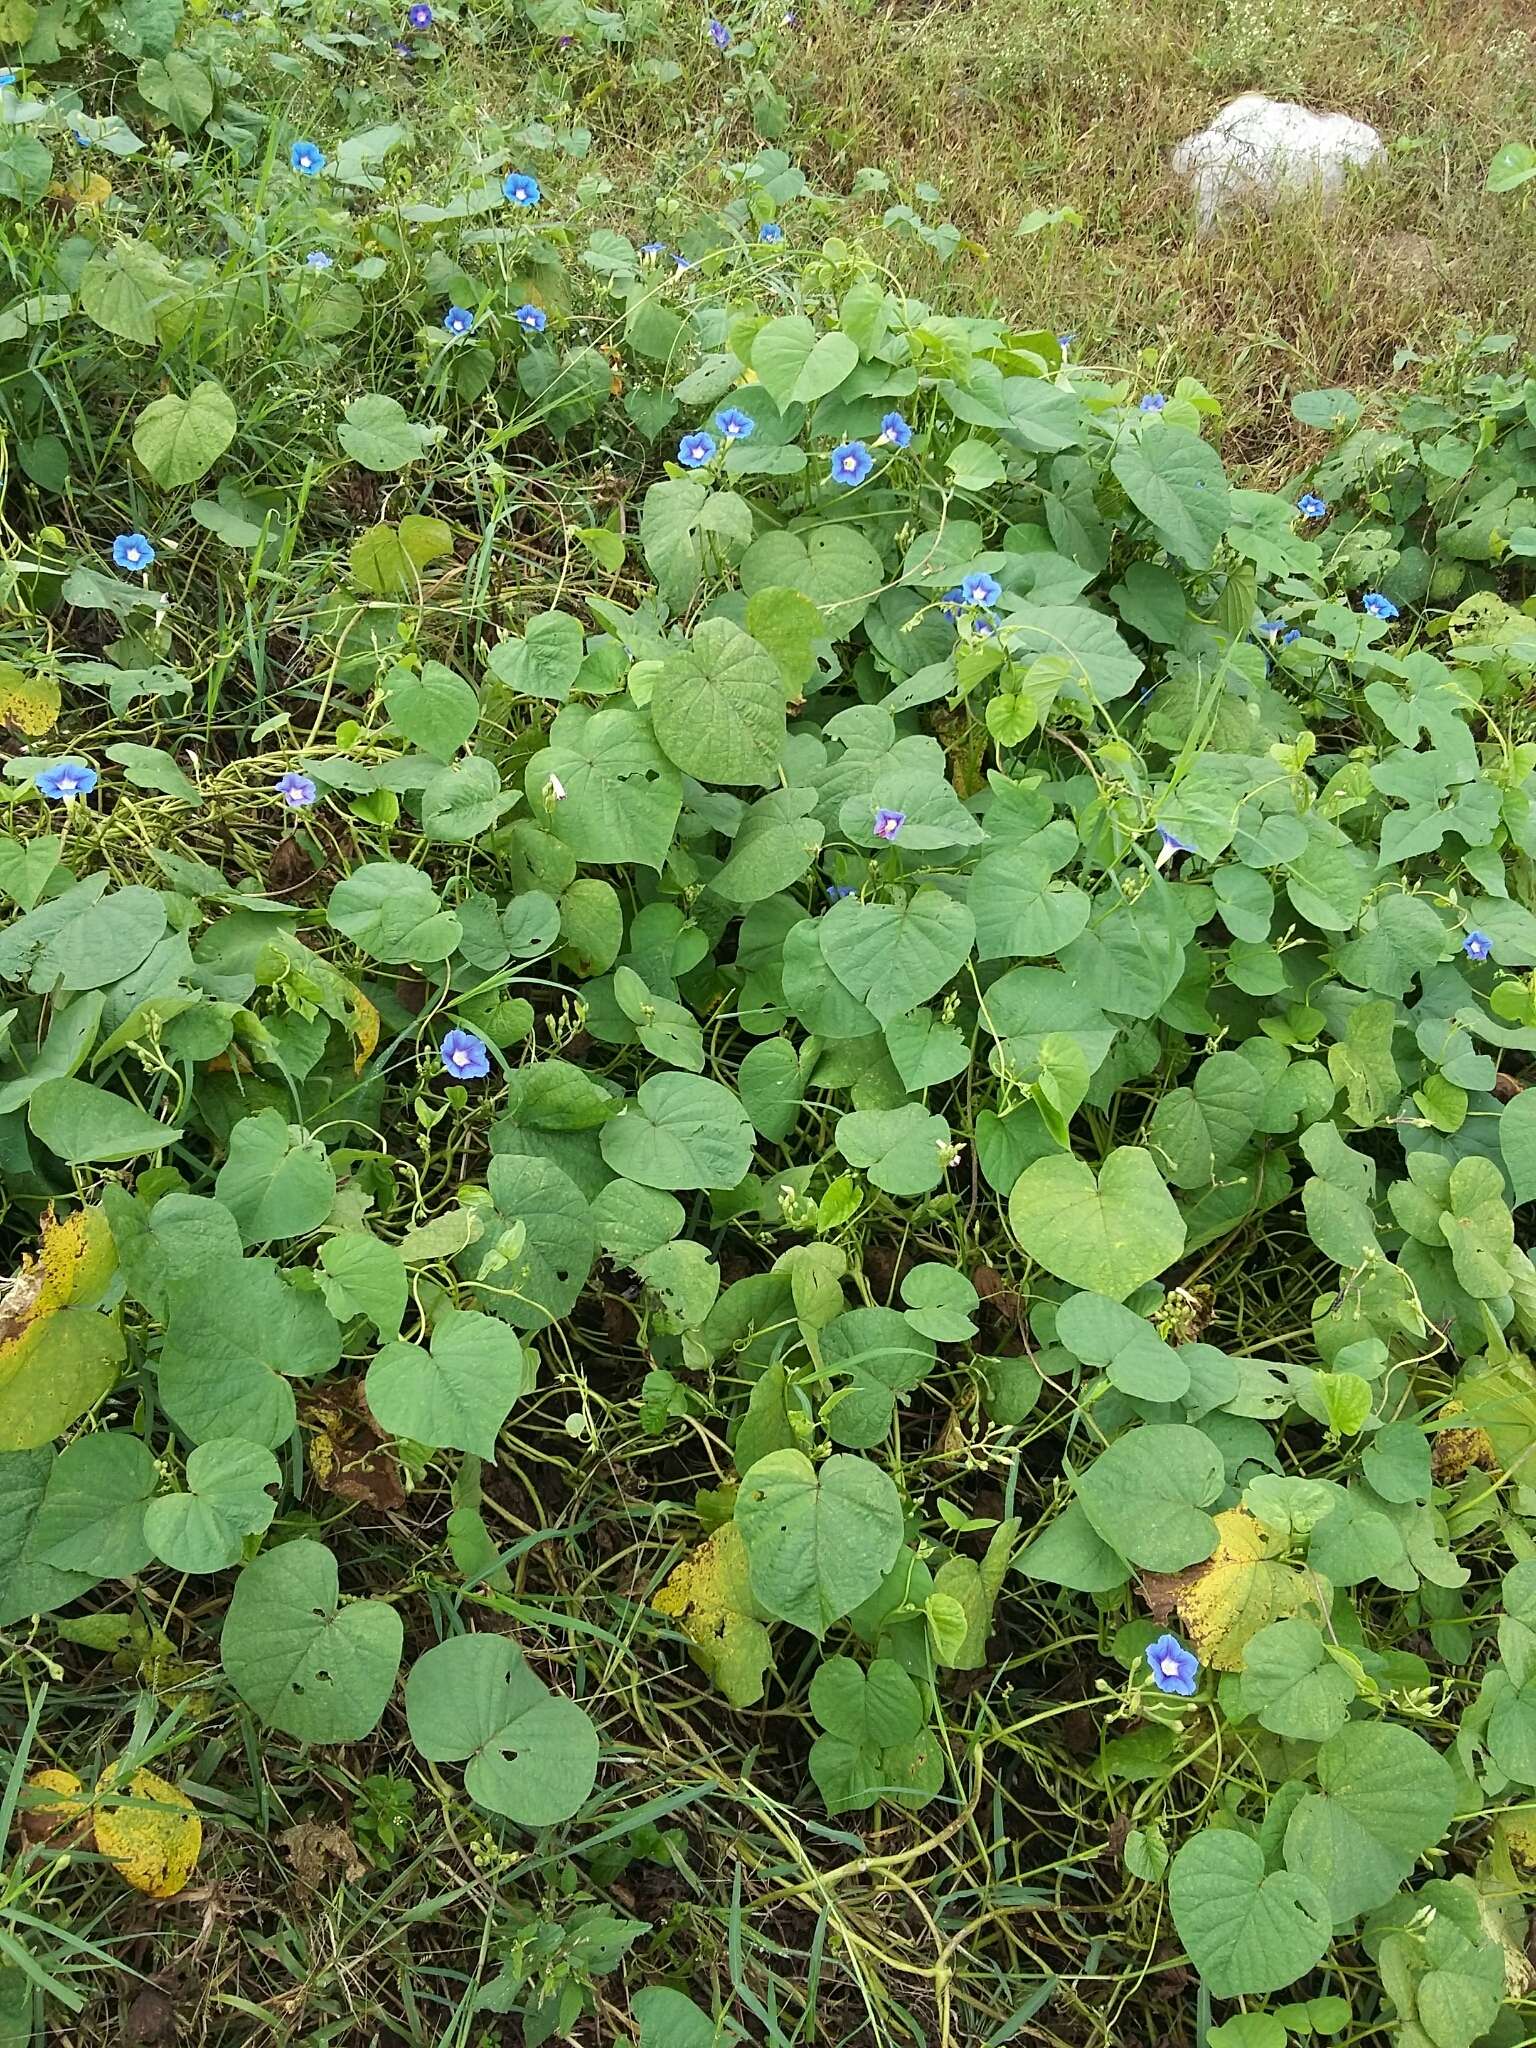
(2, 0), (1536, 2044)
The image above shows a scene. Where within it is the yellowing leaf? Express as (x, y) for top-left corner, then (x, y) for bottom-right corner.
(0, 661), (60, 736)
(19, 1768), (88, 1845)
(350, 986), (380, 1072)
(93, 1766), (201, 1898)
(0, 1208), (124, 1450)
(39, 1204), (118, 1311)
(1174, 1508), (1315, 1671)
(653, 1521), (773, 1708)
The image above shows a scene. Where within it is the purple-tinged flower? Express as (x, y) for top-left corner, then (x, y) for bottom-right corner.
(1296, 491), (1328, 520)
(277, 771), (317, 807)
(678, 430), (717, 468)
(1145, 1632), (1199, 1696)
(34, 759), (97, 803)
(515, 303), (547, 333)
(1280, 627), (1300, 646)
(715, 405), (755, 440)
(674, 254), (694, 273)
(825, 884), (855, 902)
(1138, 392), (1166, 413)
(407, 0), (432, 23)
(557, 32), (574, 45)
(781, 7), (795, 22)
(1155, 827), (1190, 867)
(872, 808), (905, 842)
(970, 613), (998, 640)
(878, 411), (912, 448)
(830, 440), (873, 487)
(394, 40), (412, 55)
(939, 586), (966, 621)
(111, 532), (155, 571)
(1056, 331), (1075, 354)
(960, 571), (1001, 608)
(758, 221), (783, 244)
(709, 16), (730, 47)
(1463, 929), (1494, 963)
(1257, 617), (1285, 638)
(290, 139), (326, 174)
(1362, 591), (1399, 620)
(640, 240), (668, 262)
(440, 1027), (490, 1080)
(443, 304), (474, 337)
(503, 171), (540, 207)
(304, 249), (334, 271)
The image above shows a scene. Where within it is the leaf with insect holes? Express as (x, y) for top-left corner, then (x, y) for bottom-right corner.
(404, 1632), (598, 1824)
(220, 1539), (402, 1743)
(1170, 1828), (1331, 1998)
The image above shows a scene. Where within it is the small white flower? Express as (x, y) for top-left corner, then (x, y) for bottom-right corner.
(545, 773), (567, 801)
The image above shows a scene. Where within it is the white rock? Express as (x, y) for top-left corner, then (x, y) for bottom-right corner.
(1172, 94), (1385, 232)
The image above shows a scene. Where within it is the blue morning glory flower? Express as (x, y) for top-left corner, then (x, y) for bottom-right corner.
(1257, 618), (1285, 638)
(640, 241), (668, 262)
(503, 171), (540, 206)
(940, 587), (965, 620)
(970, 613), (998, 640)
(1362, 591), (1399, 620)
(960, 571), (1001, 608)
(878, 411), (912, 448)
(440, 1027), (491, 1080)
(1056, 331), (1075, 354)
(1296, 491), (1328, 519)
(1156, 827), (1190, 866)
(872, 808), (905, 841)
(715, 406), (755, 441)
(304, 250), (333, 271)
(674, 254), (694, 273)
(277, 771), (318, 807)
(679, 430), (717, 468)
(758, 221), (783, 244)
(1463, 930), (1494, 963)
(1280, 627), (1300, 645)
(34, 759), (97, 802)
(1138, 392), (1167, 413)
(1145, 1633), (1199, 1696)
(825, 884), (855, 902)
(408, 0), (432, 22)
(111, 532), (155, 571)
(830, 440), (873, 487)
(709, 16), (730, 46)
(290, 139), (326, 174)
(515, 303), (547, 332)
(443, 305), (474, 337)
(0, 68), (17, 89)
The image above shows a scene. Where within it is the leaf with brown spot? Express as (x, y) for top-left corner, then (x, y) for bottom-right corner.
(301, 1381), (405, 1512)
(18, 1768), (89, 1847)
(279, 1820), (367, 1887)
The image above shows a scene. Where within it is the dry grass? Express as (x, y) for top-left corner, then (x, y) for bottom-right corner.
(775, 0), (1536, 469)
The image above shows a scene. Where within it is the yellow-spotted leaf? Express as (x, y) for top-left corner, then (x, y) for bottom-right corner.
(1174, 1508), (1314, 1671)
(0, 661), (60, 736)
(653, 1522), (773, 1708)
(19, 1768), (88, 1845)
(92, 1766), (201, 1898)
